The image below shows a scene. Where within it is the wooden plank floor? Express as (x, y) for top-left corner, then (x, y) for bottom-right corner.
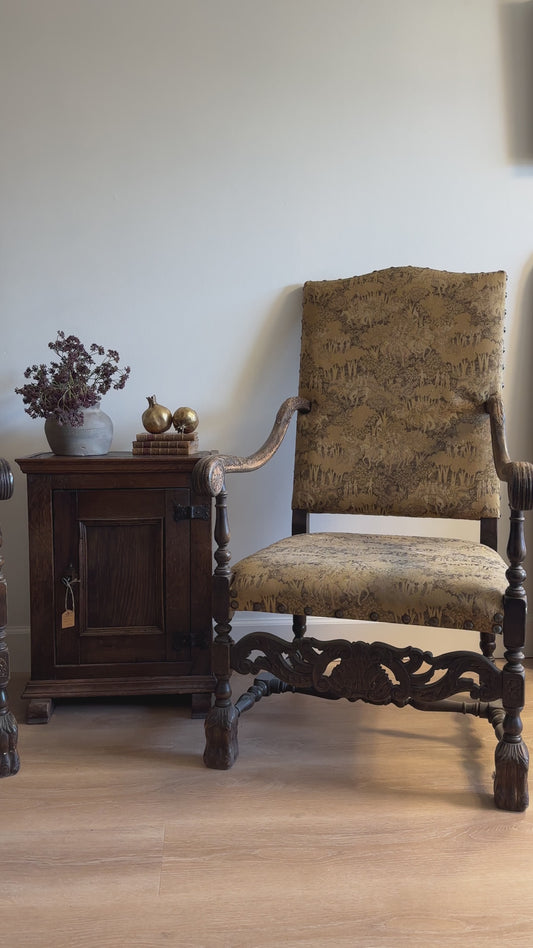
(3, 667), (533, 948)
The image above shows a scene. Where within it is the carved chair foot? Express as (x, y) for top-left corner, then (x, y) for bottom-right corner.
(494, 738), (529, 812)
(203, 703), (239, 770)
(0, 710), (20, 777)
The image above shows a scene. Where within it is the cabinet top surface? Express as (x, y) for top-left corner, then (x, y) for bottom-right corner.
(15, 450), (213, 474)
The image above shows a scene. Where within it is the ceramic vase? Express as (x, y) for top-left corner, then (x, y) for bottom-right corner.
(44, 404), (113, 456)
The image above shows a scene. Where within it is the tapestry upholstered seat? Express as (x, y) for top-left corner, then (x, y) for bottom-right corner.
(193, 266), (533, 811)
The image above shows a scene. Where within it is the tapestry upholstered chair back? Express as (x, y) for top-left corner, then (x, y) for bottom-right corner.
(293, 267), (505, 520)
(193, 266), (533, 813)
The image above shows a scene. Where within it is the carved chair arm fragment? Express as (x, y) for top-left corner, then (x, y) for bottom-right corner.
(0, 459), (14, 502)
(193, 396), (311, 497)
(486, 396), (533, 510)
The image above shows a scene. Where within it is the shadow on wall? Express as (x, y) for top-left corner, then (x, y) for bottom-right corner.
(200, 284), (303, 450)
(499, 0), (533, 166)
(198, 284), (304, 564)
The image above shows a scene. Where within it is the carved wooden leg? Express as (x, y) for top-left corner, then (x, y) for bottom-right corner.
(0, 625), (19, 775)
(0, 483), (19, 776)
(494, 510), (529, 811)
(494, 731), (529, 812)
(0, 692), (19, 777)
(202, 487), (241, 769)
(494, 637), (529, 811)
(204, 701), (239, 769)
(203, 623), (239, 769)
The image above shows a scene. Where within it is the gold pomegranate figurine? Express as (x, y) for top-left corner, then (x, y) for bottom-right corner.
(142, 396), (173, 434)
(172, 406), (199, 433)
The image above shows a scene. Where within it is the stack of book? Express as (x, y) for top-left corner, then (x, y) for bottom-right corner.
(132, 430), (199, 455)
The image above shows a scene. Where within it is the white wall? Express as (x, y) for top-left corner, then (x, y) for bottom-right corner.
(2, 0), (533, 666)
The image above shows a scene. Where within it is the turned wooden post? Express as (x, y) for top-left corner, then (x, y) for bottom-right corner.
(494, 507), (529, 810)
(479, 517), (498, 660)
(0, 458), (19, 777)
(203, 486), (240, 769)
(291, 508), (309, 638)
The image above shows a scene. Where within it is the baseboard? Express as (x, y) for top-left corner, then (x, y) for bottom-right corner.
(5, 626), (30, 676)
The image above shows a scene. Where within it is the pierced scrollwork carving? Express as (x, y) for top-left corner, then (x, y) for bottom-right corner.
(230, 632), (503, 707)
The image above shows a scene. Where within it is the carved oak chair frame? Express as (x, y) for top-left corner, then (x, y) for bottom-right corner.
(0, 458), (19, 777)
(193, 267), (532, 811)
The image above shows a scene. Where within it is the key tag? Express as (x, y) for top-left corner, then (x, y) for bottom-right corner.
(61, 577), (78, 629)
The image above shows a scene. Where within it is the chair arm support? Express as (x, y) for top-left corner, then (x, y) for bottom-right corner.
(193, 396), (311, 497)
(486, 396), (533, 510)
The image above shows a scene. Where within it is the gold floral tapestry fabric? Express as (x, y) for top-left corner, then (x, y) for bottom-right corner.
(292, 267), (506, 518)
(229, 532), (507, 635)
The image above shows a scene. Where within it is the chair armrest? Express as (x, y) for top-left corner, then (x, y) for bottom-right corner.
(193, 396), (311, 496)
(0, 459), (14, 502)
(486, 396), (533, 510)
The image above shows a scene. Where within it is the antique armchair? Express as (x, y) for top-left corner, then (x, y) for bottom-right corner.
(193, 266), (532, 811)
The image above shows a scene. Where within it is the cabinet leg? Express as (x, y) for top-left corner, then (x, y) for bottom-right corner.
(27, 698), (55, 724)
(190, 692), (212, 719)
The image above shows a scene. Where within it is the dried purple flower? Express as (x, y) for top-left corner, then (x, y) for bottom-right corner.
(15, 331), (131, 426)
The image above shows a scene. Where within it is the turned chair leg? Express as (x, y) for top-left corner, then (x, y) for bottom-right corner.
(203, 622), (239, 770)
(494, 647), (529, 812)
(494, 511), (530, 811)
(0, 501), (19, 778)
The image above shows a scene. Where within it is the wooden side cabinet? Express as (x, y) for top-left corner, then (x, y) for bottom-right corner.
(16, 452), (215, 723)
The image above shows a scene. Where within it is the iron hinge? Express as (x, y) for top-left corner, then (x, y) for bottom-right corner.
(173, 503), (210, 522)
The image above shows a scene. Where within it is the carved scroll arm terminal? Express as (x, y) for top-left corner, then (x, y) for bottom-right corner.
(0, 459), (14, 503)
(193, 396), (311, 497)
(486, 395), (533, 511)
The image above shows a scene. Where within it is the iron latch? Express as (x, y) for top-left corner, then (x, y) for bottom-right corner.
(173, 503), (210, 522)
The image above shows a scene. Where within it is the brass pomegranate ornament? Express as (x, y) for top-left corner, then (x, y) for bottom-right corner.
(142, 396), (172, 434)
(172, 406), (199, 433)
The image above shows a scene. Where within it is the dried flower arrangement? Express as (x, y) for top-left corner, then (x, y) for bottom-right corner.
(15, 331), (131, 427)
